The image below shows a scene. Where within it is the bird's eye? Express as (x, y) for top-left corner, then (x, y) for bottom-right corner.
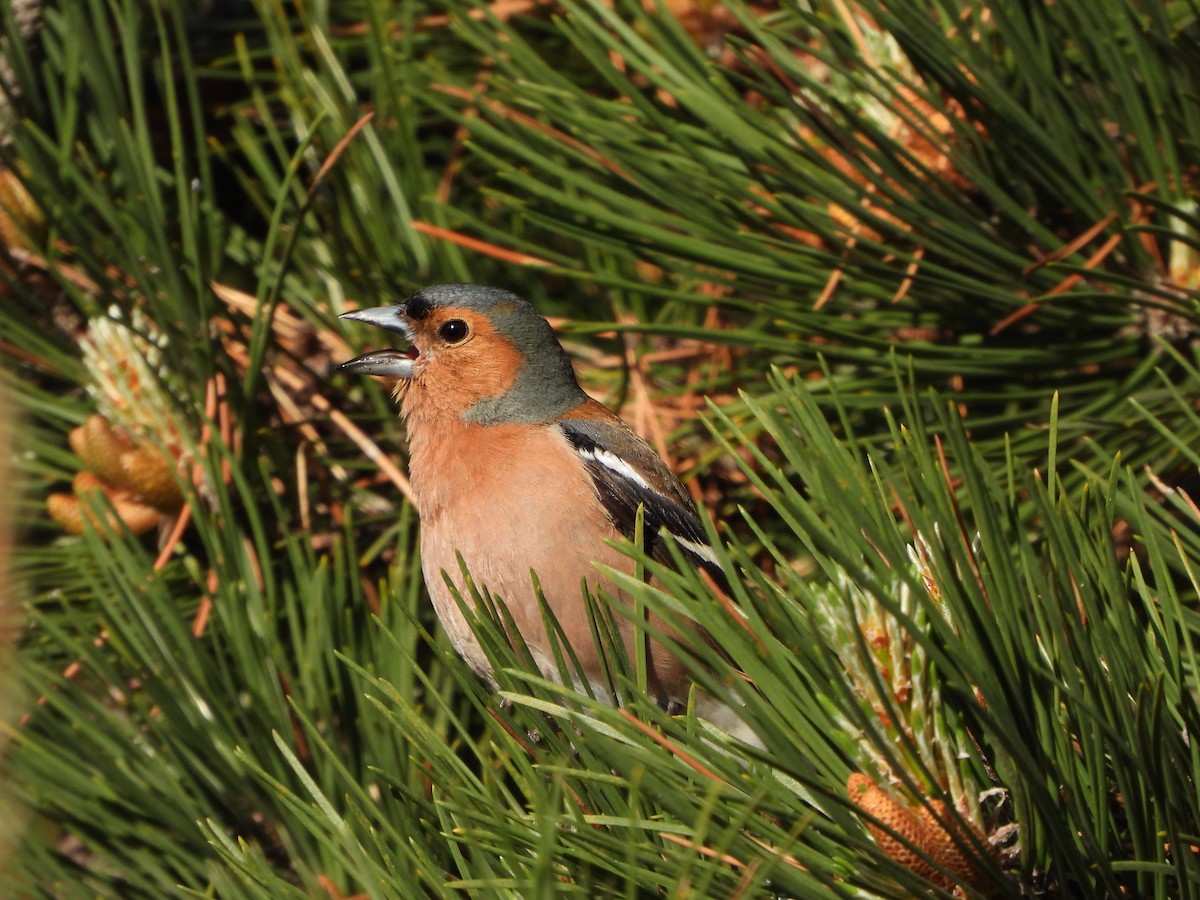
(439, 319), (469, 343)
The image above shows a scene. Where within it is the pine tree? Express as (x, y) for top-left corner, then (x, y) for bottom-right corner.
(2, 2), (1198, 896)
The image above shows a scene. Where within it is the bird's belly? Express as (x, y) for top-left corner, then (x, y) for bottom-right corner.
(419, 486), (631, 685)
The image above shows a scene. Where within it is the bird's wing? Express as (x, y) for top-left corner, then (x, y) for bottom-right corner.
(557, 413), (727, 590)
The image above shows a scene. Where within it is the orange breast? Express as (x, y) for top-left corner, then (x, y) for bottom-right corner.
(405, 414), (690, 700)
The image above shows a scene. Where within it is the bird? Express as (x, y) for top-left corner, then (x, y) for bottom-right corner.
(337, 283), (750, 739)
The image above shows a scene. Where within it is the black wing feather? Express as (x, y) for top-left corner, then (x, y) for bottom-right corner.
(559, 421), (729, 592)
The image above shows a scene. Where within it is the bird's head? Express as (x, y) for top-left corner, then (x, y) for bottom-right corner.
(338, 284), (586, 425)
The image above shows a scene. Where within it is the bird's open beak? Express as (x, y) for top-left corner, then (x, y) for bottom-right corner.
(337, 306), (420, 378)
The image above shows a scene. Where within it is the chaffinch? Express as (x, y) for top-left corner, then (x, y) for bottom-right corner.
(338, 284), (745, 736)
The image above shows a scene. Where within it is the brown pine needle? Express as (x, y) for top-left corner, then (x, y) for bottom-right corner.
(321, 398), (415, 504)
(618, 709), (722, 782)
(410, 221), (554, 267)
(306, 112), (376, 206)
(431, 83), (634, 181)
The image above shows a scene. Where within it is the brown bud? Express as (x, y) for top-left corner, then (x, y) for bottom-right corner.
(46, 492), (86, 534)
(68, 414), (183, 511)
(848, 773), (989, 891)
(72, 415), (134, 488)
(117, 447), (183, 510)
(47, 470), (163, 535)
